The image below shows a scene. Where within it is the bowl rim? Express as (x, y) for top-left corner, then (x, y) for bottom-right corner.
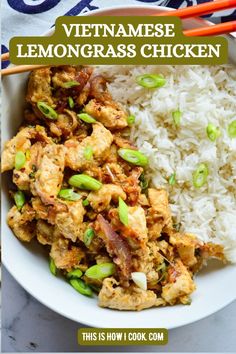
(2, 4), (236, 330)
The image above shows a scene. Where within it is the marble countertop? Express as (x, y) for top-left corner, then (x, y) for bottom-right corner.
(2, 266), (236, 353)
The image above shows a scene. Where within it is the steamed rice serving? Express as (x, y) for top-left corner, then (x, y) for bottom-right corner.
(95, 65), (236, 262)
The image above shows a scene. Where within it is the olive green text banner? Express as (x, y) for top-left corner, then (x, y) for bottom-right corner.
(10, 16), (228, 65)
(78, 328), (168, 346)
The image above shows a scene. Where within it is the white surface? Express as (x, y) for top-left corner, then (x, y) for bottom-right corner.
(2, 267), (236, 352)
(2, 5), (236, 330)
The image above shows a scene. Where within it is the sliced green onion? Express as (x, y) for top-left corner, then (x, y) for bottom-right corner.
(193, 163), (209, 188)
(82, 199), (90, 207)
(118, 197), (128, 226)
(227, 120), (236, 138)
(37, 101), (58, 120)
(14, 191), (25, 210)
(83, 146), (93, 160)
(77, 113), (96, 124)
(69, 174), (102, 191)
(139, 172), (149, 190)
(127, 115), (135, 125)
(172, 110), (182, 127)
(58, 189), (81, 201)
(118, 148), (148, 167)
(206, 123), (221, 141)
(67, 269), (83, 279)
(85, 263), (116, 280)
(169, 173), (176, 186)
(70, 278), (93, 297)
(68, 96), (74, 109)
(131, 272), (147, 290)
(62, 81), (80, 88)
(49, 257), (57, 276)
(84, 228), (95, 247)
(136, 74), (166, 89)
(15, 151), (26, 170)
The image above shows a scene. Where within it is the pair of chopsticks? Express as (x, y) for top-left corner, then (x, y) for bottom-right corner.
(1, 0), (236, 76)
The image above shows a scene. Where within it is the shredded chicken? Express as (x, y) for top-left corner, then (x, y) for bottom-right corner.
(65, 123), (113, 170)
(147, 188), (172, 239)
(54, 200), (86, 242)
(84, 99), (128, 130)
(50, 238), (86, 270)
(36, 220), (55, 245)
(32, 144), (65, 204)
(99, 277), (165, 311)
(162, 259), (196, 305)
(88, 184), (126, 212)
(7, 205), (36, 242)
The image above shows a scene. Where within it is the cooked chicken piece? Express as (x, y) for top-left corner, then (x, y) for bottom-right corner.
(147, 188), (172, 239)
(191, 242), (226, 273)
(98, 277), (164, 311)
(48, 110), (78, 138)
(2, 126), (52, 173)
(54, 200), (86, 242)
(161, 259), (196, 305)
(32, 197), (49, 220)
(33, 144), (65, 204)
(138, 194), (150, 206)
(50, 238), (86, 270)
(13, 142), (43, 191)
(114, 135), (136, 149)
(132, 245), (160, 284)
(169, 232), (201, 267)
(89, 75), (112, 103)
(102, 163), (142, 204)
(76, 82), (90, 106)
(26, 67), (53, 109)
(122, 169), (142, 206)
(36, 220), (56, 245)
(128, 206), (148, 244)
(84, 99), (128, 130)
(107, 205), (147, 250)
(52, 66), (92, 89)
(101, 162), (124, 184)
(2, 128), (33, 172)
(32, 197), (68, 224)
(200, 242), (225, 261)
(65, 123), (113, 171)
(88, 184), (126, 212)
(7, 204), (36, 242)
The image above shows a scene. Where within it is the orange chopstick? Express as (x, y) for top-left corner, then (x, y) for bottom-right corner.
(156, 0), (236, 19)
(1, 52), (9, 61)
(1, 65), (49, 76)
(184, 19), (236, 36)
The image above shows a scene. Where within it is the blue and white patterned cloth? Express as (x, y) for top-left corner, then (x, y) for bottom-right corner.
(2, 0), (236, 68)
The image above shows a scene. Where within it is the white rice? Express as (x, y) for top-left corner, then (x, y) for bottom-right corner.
(94, 65), (236, 263)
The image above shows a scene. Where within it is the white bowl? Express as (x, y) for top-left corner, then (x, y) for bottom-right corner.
(2, 5), (236, 329)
